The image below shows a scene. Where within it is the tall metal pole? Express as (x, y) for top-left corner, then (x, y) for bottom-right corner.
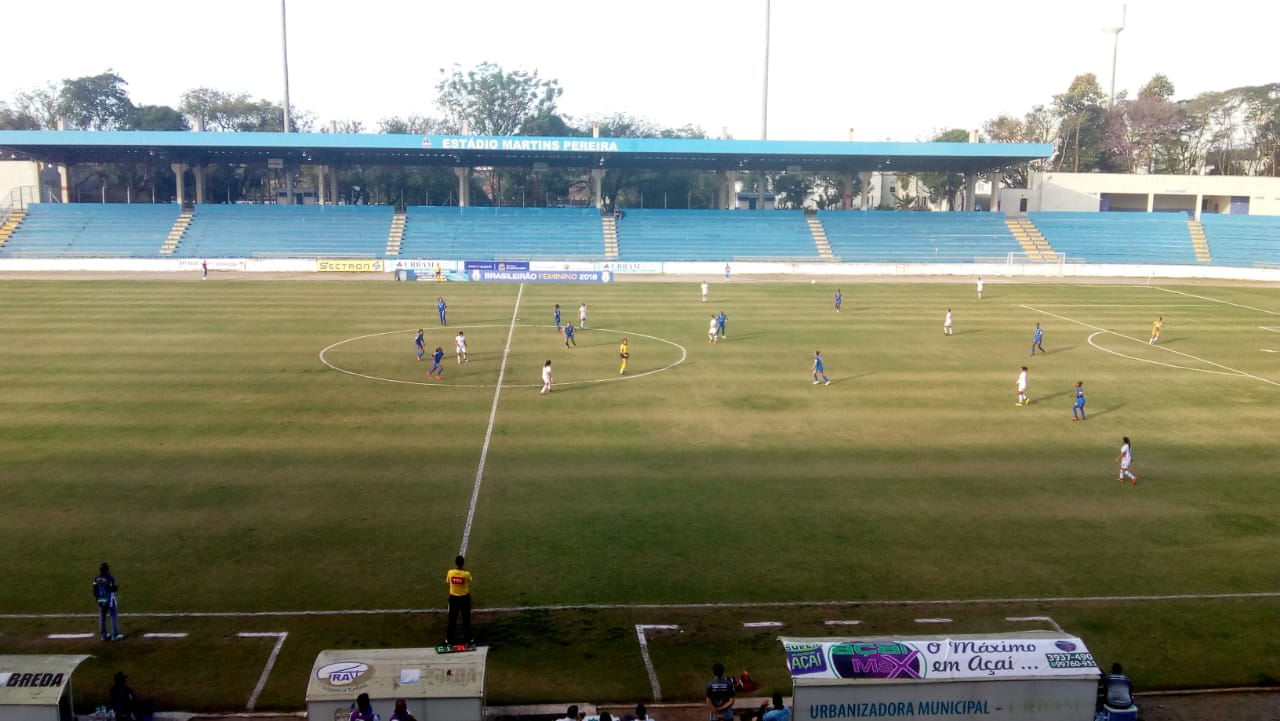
(281, 0), (292, 132)
(757, 0), (770, 210)
(1106, 4), (1126, 108)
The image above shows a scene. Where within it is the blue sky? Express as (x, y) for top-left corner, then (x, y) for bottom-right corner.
(3, 0), (1272, 141)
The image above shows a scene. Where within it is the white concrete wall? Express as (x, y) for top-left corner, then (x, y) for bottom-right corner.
(1031, 172), (1280, 216)
(0, 161), (41, 208)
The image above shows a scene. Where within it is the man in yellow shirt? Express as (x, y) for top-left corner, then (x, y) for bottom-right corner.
(1149, 316), (1163, 346)
(446, 555), (473, 644)
(619, 338), (629, 375)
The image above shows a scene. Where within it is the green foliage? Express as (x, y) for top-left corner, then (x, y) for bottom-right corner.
(129, 104), (190, 131)
(435, 62), (562, 136)
(179, 87), (287, 131)
(57, 71), (134, 130)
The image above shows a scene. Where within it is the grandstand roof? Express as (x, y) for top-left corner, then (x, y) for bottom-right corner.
(0, 130), (1050, 174)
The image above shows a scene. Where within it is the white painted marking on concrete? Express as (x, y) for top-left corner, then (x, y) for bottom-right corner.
(460, 284), (524, 557)
(47, 633), (94, 639)
(635, 625), (679, 701)
(742, 621), (783, 628)
(1006, 616), (1065, 633)
(915, 618), (953, 624)
(238, 632), (288, 711)
(6, 590), (1280, 620)
(1087, 331), (1238, 376)
(142, 632), (189, 638)
(824, 620), (861, 626)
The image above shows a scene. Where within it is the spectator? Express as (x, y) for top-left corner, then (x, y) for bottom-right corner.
(390, 699), (417, 721)
(632, 702), (653, 721)
(762, 693), (790, 721)
(557, 705), (581, 721)
(1103, 662), (1134, 710)
(351, 693), (379, 721)
(109, 672), (137, 721)
(706, 662), (735, 721)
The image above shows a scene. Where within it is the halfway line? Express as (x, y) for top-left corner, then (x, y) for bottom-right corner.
(459, 284), (525, 557)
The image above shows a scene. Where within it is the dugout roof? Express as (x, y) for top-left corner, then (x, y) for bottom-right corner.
(0, 130), (1052, 174)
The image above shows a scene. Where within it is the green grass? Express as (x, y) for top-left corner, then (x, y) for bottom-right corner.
(0, 278), (1277, 710)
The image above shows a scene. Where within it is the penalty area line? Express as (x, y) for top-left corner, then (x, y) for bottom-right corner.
(238, 631), (288, 712)
(635, 624), (679, 701)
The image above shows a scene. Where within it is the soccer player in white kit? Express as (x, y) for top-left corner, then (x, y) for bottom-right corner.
(1116, 437), (1138, 483)
(708, 315), (719, 343)
(454, 331), (468, 363)
(1016, 366), (1029, 406)
(540, 360), (553, 395)
(578, 302), (587, 329)
(944, 309), (953, 336)
(701, 281), (709, 303)
(976, 277), (984, 299)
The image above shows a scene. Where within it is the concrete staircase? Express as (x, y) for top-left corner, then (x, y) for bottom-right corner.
(159, 209), (194, 255)
(1188, 219), (1212, 263)
(386, 212), (407, 256)
(0, 208), (27, 247)
(806, 216), (836, 260)
(602, 215), (618, 259)
(1006, 217), (1056, 260)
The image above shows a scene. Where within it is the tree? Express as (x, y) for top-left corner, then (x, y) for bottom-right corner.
(11, 83), (59, 129)
(0, 102), (42, 130)
(1052, 74), (1109, 172)
(435, 62), (562, 136)
(129, 104), (190, 131)
(179, 88), (291, 132)
(982, 105), (1053, 188)
(57, 71), (134, 130)
(915, 129), (970, 210)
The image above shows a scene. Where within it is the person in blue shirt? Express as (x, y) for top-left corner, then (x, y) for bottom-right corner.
(428, 347), (444, 379)
(1031, 322), (1046, 355)
(834, 289), (843, 313)
(759, 693), (790, 721)
(1072, 381), (1086, 421)
(716, 310), (727, 339)
(812, 350), (830, 385)
(554, 304), (562, 332)
(437, 297), (447, 326)
(414, 329), (425, 361)
(563, 323), (576, 348)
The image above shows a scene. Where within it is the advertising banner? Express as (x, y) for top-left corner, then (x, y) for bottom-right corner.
(178, 258), (247, 271)
(471, 269), (611, 283)
(782, 636), (1097, 681)
(597, 261), (662, 274)
(530, 260), (596, 272)
(317, 259), (384, 272)
(390, 259), (456, 273)
(464, 261), (529, 271)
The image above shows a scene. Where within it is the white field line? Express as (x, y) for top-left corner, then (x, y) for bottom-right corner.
(1006, 616), (1065, 633)
(1022, 304), (1280, 388)
(460, 284), (524, 557)
(635, 624), (679, 701)
(742, 621), (783, 628)
(318, 325), (686, 390)
(7, 591), (1278, 620)
(238, 632), (288, 712)
(1087, 331), (1238, 377)
(47, 633), (94, 639)
(142, 632), (188, 638)
(1260, 327), (1280, 333)
(915, 618), (952, 624)
(824, 620), (861, 626)
(1150, 286), (1280, 317)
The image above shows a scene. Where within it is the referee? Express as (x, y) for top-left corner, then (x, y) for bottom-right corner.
(445, 555), (472, 644)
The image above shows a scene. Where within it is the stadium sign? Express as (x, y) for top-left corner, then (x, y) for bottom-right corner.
(471, 269), (611, 283)
(465, 261), (529, 271)
(433, 136), (620, 152)
(317, 259), (384, 272)
(782, 636), (1096, 681)
(598, 261), (662, 274)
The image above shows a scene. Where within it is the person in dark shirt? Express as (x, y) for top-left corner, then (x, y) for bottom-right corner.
(110, 672), (136, 721)
(1103, 662), (1134, 709)
(706, 663), (735, 721)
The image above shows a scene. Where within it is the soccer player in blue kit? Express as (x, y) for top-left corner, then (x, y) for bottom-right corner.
(554, 304), (562, 332)
(1031, 322), (1046, 355)
(563, 322), (576, 348)
(437, 297), (447, 326)
(716, 310), (727, 339)
(428, 347), (445, 379)
(1072, 381), (1087, 421)
(812, 350), (830, 385)
(834, 289), (842, 313)
(415, 329), (425, 361)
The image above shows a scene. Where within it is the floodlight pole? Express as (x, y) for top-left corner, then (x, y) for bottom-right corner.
(1106, 4), (1126, 108)
(757, 0), (770, 210)
(281, 0), (292, 132)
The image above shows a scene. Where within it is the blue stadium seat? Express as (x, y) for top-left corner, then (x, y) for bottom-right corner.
(615, 209), (816, 261)
(818, 210), (1020, 263)
(399, 206), (603, 260)
(0, 203), (178, 258)
(1200, 214), (1280, 267)
(1029, 211), (1197, 264)
(176, 204), (393, 258)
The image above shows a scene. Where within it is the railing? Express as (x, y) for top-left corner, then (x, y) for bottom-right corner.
(1, 186), (37, 213)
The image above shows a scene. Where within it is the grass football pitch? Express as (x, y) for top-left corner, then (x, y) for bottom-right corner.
(0, 277), (1277, 710)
